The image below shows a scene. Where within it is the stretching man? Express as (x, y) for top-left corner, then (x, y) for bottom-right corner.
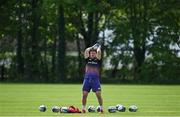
(82, 44), (103, 113)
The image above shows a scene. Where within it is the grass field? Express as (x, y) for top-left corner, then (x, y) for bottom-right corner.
(0, 84), (180, 117)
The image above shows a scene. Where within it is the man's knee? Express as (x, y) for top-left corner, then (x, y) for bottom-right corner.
(95, 91), (101, 95)
(95, 91), (102, 98)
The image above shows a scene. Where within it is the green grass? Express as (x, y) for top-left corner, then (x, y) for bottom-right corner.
(0, 84), (180, 117)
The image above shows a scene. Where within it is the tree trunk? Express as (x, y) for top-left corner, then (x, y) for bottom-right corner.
(27, 0), (41, 82)
(92, 9), (99, 44)
(16, 0), (24, 76)
(0, 64), (5, 81)
(86, 12), (94, 47)
(57, 4), (66, 82)
(76, 34), (83, 80)
(51, 30), (57, 82)
(129, 0), (146, 80)
(111, 60), (119, 78)
(41, 15), (49, 82)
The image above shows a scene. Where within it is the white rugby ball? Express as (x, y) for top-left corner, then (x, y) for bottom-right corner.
(108, 106), (116, 113)
(52, 106), (60, 113)
(116, 104), (126, 112)
(39, 105), (46, 112)
(88, 105), (95, 112)
(129, 105), (138, 112)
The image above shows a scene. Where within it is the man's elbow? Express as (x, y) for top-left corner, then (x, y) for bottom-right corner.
(97, 53), (101, 60)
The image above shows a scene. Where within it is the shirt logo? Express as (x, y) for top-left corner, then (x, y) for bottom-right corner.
(88, 61), (98, 65)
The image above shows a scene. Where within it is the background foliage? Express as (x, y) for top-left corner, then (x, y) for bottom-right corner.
(0, 0), (179, 83)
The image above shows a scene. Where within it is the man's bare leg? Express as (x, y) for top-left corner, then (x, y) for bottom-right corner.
(95, 91), (103, 113)
(82, 91), (89, 113)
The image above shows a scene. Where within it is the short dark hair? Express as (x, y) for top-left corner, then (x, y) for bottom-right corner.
(89, 48), (97, 54)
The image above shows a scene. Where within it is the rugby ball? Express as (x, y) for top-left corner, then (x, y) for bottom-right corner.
(96, 106), (101, 112)
(39, 105), (46, 112)
(116, 104), (126, 112)
(108, 106), (116, 113)
(60, 107), (69, 113)
(52, 106), (60, 113)
(129, 105), (138, 112)
(88, 105), (95, 112)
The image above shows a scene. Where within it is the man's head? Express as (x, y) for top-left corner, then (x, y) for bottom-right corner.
(89, 49), (97, 59)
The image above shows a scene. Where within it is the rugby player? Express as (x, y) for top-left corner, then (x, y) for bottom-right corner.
(82, 44), (103, 113)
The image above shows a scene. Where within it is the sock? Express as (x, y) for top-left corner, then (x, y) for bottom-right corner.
(82, 105), (86, 110)
(100, 106), (103, 110)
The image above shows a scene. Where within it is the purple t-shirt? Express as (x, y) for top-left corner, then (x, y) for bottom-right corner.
(84, 57), (101, 78)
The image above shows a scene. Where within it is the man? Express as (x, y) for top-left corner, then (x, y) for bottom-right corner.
(82, 44), (103, 113)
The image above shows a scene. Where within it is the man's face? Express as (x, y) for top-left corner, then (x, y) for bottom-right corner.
(89, 51), (97, 59)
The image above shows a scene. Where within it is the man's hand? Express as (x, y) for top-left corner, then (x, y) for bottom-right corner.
(92, 43), (101, 50)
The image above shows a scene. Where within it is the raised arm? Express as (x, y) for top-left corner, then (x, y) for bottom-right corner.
(84, 47), (92, 59)
(96, 46), (101, 60)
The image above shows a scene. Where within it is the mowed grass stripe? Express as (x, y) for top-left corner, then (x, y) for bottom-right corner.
(0, 84), (180, 116)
